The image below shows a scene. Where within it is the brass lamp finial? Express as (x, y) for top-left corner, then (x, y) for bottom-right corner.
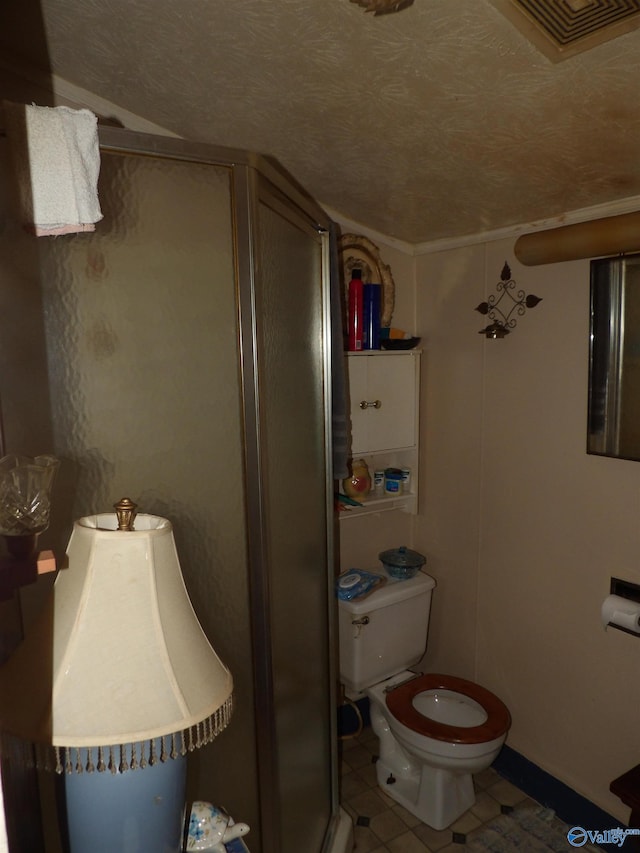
(114, 497), (138, 531)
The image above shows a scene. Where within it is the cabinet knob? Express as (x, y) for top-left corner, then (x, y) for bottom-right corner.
(359, 400), (382, 410)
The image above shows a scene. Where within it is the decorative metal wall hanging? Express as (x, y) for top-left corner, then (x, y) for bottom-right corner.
(475, 261), (542, 338)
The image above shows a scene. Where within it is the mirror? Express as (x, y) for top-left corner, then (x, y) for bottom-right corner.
(588, 253), (640, 460)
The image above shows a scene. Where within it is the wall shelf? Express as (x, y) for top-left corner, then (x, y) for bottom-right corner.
(338, 493), (417, 518)
(340, 350), (421, 519)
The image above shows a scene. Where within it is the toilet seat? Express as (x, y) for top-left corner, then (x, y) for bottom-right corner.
(385, 673), (511, 745)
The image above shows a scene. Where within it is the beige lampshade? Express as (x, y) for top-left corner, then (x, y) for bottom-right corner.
(0, 510), (233, 768)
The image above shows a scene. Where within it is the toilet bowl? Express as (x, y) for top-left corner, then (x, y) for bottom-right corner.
(337, 570), (511, 829)
(384, 671), (510, 759)
(366, 670), (510, 829)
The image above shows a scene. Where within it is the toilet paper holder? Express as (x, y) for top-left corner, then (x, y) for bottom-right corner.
(603, 578), (640, 637)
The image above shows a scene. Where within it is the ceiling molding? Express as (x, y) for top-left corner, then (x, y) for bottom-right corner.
(52, 75), (180, 136)
(412, 193), (640, 256)
(322, 204), (417, 256)
(327, 194), (640, 257)
(0, 51), (179, 137)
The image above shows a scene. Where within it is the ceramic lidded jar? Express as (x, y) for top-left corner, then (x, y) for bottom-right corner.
(378, 545), (426, 580)
(342, 458), (372, 500)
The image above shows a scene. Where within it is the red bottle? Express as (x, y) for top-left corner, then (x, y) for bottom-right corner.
(348, 269), (364, 351)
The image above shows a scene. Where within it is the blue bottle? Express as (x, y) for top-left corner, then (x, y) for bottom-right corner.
(363, 282), (381, 350)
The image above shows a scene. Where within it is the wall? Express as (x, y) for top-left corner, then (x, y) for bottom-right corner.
(335, 213), (640, 821)
(414, 238), (640, 823)
(413, 244), (485, 679)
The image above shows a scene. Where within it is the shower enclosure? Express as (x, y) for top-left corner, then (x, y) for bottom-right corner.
(0, 129), (347, 853)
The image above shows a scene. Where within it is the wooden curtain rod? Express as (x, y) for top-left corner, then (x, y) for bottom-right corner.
(514, 210), (640, 266)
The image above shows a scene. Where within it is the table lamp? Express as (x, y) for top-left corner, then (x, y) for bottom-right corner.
(0, 497), (234, 853)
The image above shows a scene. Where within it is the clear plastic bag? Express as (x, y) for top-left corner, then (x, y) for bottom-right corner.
(336, 569), (386, 602)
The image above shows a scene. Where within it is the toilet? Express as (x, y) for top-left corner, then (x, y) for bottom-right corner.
(338, 570), (511, 830)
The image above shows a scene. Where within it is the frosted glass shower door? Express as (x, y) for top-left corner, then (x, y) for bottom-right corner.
(36, 147), (259, 846)
(6, 130), (336, 853)
(252, 195), (332, 853)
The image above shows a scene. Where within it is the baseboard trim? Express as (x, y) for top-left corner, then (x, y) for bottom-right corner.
(494, 745), (623, 850)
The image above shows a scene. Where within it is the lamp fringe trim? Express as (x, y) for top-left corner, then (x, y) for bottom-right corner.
(2, 693), (234, 775)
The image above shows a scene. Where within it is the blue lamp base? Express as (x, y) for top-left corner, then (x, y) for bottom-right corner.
(56, 744), (187, 853)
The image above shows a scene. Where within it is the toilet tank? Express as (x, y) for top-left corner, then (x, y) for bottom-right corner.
(338, 570), (436, 695)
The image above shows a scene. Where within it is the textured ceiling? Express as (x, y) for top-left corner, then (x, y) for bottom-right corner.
(1, 0), (640, 245)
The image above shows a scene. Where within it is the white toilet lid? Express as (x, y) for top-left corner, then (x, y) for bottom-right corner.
(413, 689), (488, 728)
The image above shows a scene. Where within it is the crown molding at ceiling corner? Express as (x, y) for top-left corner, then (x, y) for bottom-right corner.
(412, 193), (640, 257)
(325, 196), (640, 259)
(0, 50), (179, 138)
(51, 77), (181, 138)
(321, 204), (417, 256)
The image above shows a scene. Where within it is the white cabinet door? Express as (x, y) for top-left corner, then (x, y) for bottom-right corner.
(347, 352), (418, 454)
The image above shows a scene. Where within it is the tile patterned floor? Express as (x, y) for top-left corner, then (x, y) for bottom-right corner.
(339, 725), (539, 853)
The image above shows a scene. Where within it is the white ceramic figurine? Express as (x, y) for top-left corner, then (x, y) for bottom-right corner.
(186, 801), (250, 852)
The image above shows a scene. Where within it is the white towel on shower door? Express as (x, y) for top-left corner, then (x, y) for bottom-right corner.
(3, 101), (103, 236)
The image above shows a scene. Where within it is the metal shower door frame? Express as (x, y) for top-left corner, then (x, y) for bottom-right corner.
(96, 126), (340, 853)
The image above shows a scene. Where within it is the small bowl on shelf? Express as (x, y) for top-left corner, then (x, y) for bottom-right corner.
(380, 337), (421, 350)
